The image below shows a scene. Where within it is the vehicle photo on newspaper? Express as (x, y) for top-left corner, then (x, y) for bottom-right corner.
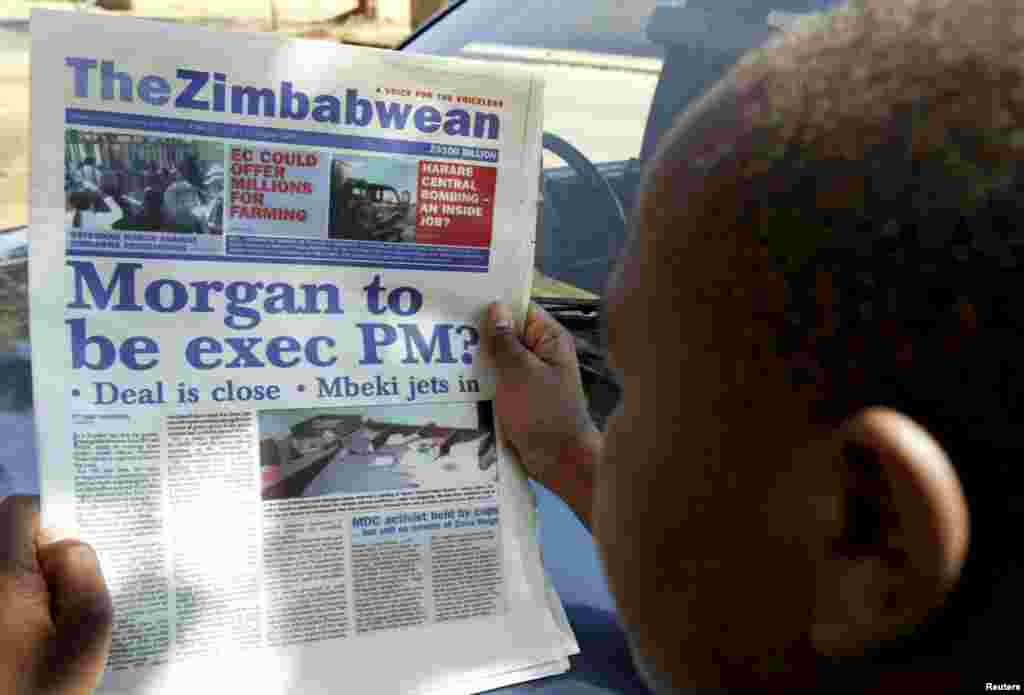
(327, 154), (496, 248)
(259, 401), (497, 500)
(328, 155), (417, 243)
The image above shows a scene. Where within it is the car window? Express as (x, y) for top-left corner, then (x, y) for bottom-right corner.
(407, 0), (661, 173)
(407, 1), (661, 296)
(406, 0), (841, 297)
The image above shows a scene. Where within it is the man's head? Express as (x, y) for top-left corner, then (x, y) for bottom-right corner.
(594, 0), (1024, 688)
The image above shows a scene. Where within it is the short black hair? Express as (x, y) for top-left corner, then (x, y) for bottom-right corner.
(661, 0), (1024, 680)
(755, 119), (1024, 682)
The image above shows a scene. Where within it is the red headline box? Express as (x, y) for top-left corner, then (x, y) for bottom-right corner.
(415, 160), (497, 248)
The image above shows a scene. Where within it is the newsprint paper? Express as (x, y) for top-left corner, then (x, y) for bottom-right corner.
(29, 10), (576, 694)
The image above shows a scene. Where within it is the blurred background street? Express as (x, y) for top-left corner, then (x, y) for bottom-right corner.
(0, 20), (27, 230)
(0, 0), (449, 228)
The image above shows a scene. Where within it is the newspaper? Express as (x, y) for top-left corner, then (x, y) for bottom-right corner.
(29, 10), (576, 695)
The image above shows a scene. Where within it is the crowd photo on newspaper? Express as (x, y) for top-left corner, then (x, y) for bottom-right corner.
(66, 131), (226, 235)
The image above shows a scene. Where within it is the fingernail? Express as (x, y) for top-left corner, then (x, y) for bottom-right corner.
(68, 543), (101, 574)
(38, 527), (76, 547)
(492, 303), (514, 334)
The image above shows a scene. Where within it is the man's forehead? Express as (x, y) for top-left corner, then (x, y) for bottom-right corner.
(640, 72), (860, 274)
(633, 78), (769, 259)
(652, 77), (764, 176)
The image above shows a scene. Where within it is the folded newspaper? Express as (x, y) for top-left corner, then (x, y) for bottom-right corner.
(29, 10), (577, 694)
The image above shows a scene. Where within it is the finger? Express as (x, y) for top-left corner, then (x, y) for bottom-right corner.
(486, 302), (534, 371)
(0, 496), (40, 576)
(36, 538), (113, 691)
(522, 303), (577, 366)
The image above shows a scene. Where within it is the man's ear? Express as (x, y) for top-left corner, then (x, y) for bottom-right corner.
(811, 407), (969, 656)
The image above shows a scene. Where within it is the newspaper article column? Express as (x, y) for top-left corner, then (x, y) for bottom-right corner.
(165, 412), (262, 658)
(74, 425), (170, 671)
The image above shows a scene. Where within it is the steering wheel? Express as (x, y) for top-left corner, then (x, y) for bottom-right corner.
(539, 133), (626, 426)
(540, 132), (628, 295)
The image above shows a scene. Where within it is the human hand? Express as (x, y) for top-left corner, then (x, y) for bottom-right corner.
(0, 496), (113, 695)
(486, 302), (602, 526)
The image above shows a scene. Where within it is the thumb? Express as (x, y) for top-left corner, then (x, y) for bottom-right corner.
(36, 533), (113, 693)
(486, 302), (533, 372)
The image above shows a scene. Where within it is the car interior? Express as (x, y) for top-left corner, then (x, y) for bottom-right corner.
(0, 3), (895, 693)
(406, 0), (839, 425)
(538, 3), (787, 423)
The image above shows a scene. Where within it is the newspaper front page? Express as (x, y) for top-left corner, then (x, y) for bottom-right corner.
(29, 11), (576, 694)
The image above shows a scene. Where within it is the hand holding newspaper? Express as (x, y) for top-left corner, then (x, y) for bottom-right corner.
(29, 11), (576, 694)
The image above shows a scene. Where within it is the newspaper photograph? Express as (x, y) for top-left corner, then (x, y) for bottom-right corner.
(29, 10), (573, 695)
(259, 402), (498, 500)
